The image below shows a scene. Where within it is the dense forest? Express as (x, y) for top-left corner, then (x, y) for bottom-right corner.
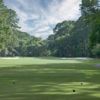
(0, 0), (100, 57)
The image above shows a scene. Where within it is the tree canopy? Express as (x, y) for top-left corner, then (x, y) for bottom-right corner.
(0, 0), (100, 58)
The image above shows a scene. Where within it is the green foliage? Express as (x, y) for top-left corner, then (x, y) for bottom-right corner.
(0, 0), (19, 56)
(47, 0), (100, 58)
(78, 0), (100, 57)
(0, 0), (100, 57)
(81, 0), (98, 16)
(47, 21), (75, 57)
(92, 44), (100, 57)
(47, 20), (89, 57)
(0, 0), (48, 57)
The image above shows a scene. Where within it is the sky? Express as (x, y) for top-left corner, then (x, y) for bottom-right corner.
(4, 0), (81, 39)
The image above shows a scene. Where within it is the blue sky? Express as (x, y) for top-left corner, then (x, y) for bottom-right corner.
(4, 0), (81, 39)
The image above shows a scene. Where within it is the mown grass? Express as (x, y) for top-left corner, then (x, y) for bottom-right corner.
(0, 57), (100, 100)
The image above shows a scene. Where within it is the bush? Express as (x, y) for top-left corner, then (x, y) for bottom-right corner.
(92, 44), (100, 58)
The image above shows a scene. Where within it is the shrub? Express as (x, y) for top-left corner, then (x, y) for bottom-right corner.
(92, 44), (100, 58)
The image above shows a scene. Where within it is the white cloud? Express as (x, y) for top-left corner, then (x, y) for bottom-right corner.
(4, 0), (81, 39)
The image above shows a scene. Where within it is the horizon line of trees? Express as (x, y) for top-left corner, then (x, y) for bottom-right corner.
(0, 0), (100, 58)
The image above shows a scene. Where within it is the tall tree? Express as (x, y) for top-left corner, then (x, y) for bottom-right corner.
(0, 0), (19, 56)
(81, 0), (100, 57)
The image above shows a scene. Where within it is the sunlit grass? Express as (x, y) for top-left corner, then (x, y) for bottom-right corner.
(0, 57), (84, 68)
(0, 57), (100, 100)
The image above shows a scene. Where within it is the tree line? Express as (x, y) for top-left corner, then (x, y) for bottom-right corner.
(0, 0), (100, 57)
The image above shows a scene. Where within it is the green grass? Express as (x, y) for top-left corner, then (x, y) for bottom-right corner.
(0, 57), (100, 100)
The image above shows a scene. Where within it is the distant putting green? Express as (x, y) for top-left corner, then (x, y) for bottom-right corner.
(0, 57), (100, 100)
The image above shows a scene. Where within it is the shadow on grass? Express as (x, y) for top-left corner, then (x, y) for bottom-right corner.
(0, 63), (100, 100)
(0, 92), (100, 100)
